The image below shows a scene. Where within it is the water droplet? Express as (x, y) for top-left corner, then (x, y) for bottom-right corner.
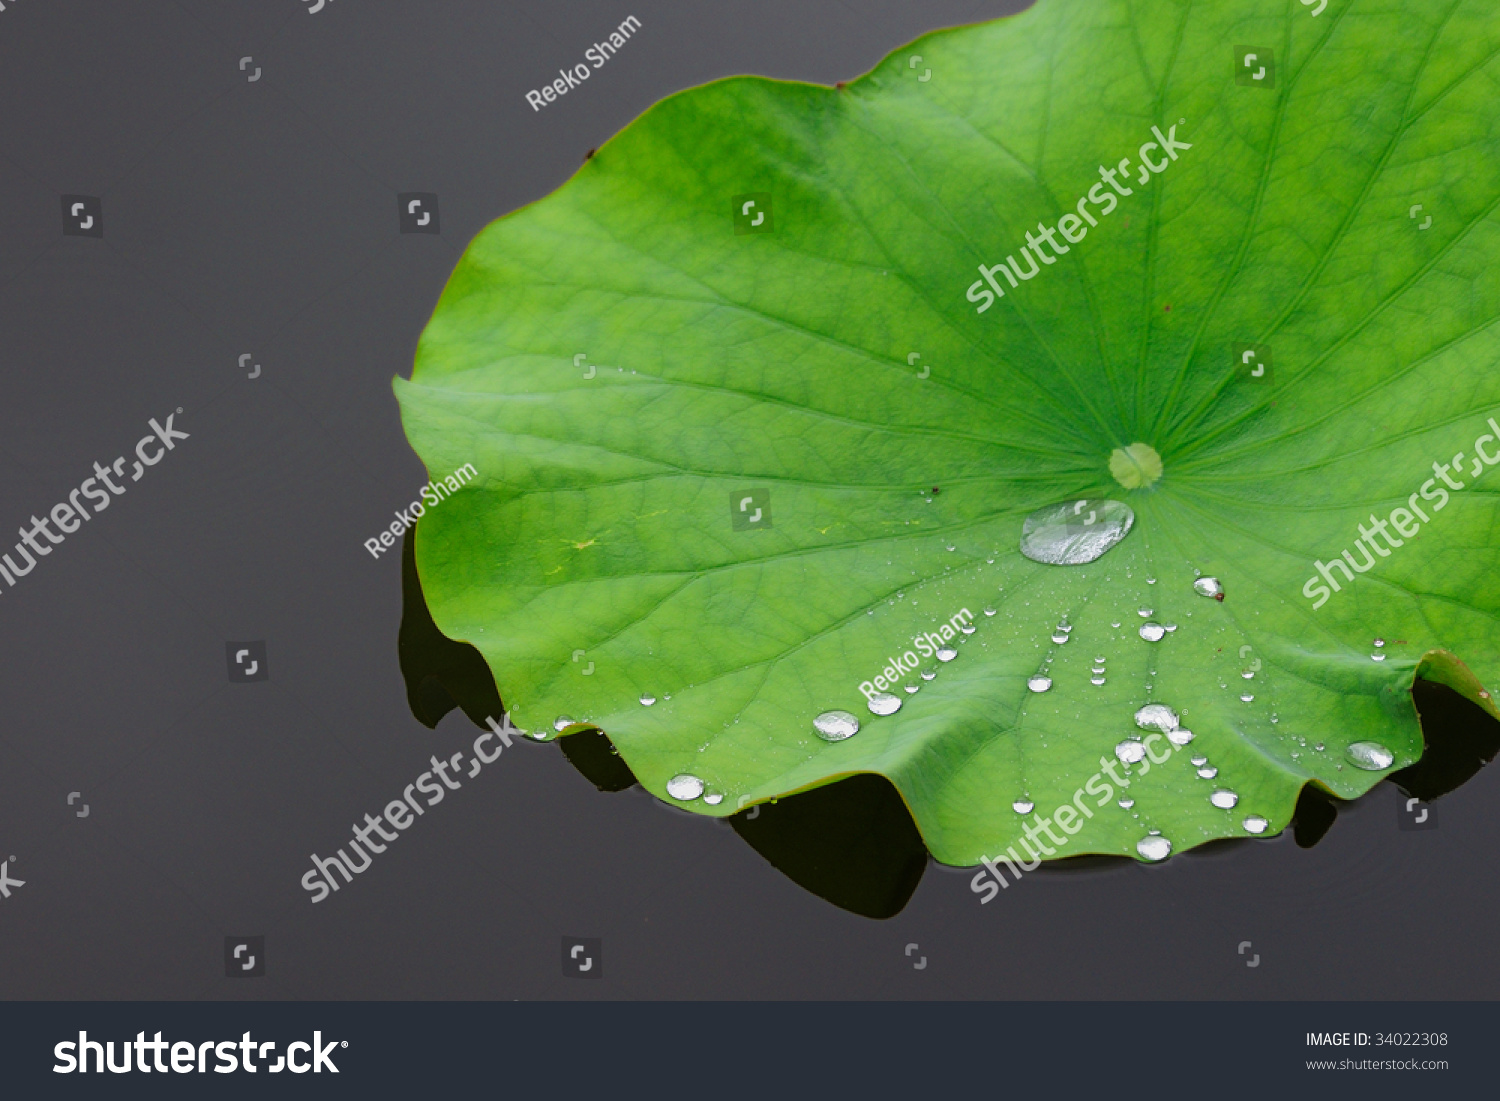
(1137, 836), (1172, 862)
(1193, 576), (1223, 599)
(1051, 632), (1070, 645)
(1168, 728), (1195, 746)
(1092, 675), (1107, 686)
(903, 683), (920, 694)
(1345, 741), (1394, 770)
(1314, 742), (1325, 752)
(639, 694), (657, 706)
(703, 792), (724, 806)
(1095, 655), (1107, 664)
(1164, 623), (1178, 633)
(1242, 815), (1269, 835)
(1371, 653), (1386, 662)
(813, 710), (860, 742)
(867, 692), (902, 717)
(946, 544), (956, 552)
(1019, 499), (1135, 565)
(1139, 622), (1166, 642)
(984, 607), (997, 617)
(920, 668), (937, 681)
(1027, 675), (1053, 693)
(1118, 798), (1135, 809)
(1196, 766), (1218, 779)
(667, 774), (704, 801)
(936, 647), (958, 662)
(1111, 621), (1122, 628)
(1115, 739), (1147, 764)
(1373, 638), (1386, 648)
(1146, 577), (1157, 585)
(1012, 799), (1035, 814)
(1240, 693), (1254, 703)
(960, 624), (976, 635)
(554, 715), (575, 732)
(1134, 704), (1179, 733)
(1138, 607), (1153, 618)
(1210, 790), (1239, 809)
(1190, 755), (1207, 766)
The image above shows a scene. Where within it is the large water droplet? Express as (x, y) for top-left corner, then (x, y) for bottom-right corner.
(867, 692), (902, 717)
(1134, 703), (1179, 733)
(1012, 799), (1035, 814)
(667, 774), (704, 801)
(1139, 622), (1166, 642)
(1115, 739), (1147, 764)
(813, 710), (860, 742)
(1027, 675), (1053, 693)
(1019, 499), (1135, 566)
(1345, 741), (1394, 770)
(1193, 576), (1223, 599)
(1210, 790), (1239, 809)
(1242, 815), (1269, 834)
(1137, 835), (1172, 862)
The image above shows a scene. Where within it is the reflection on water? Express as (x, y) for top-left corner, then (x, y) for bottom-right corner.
(399, 526), (1499, 917)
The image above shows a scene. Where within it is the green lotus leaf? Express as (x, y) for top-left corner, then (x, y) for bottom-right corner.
(394, 0), (1500, 868)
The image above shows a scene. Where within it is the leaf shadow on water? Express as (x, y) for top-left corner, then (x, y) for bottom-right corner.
(398, 529), (1499, 916)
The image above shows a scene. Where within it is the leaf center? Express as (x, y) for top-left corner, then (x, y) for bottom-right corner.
(1109, 442), (1163, 490)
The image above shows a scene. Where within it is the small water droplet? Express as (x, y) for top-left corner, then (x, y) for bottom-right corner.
(813, 710), (861, 741)
(1012, 799), (1035, 814)
(1115, 739), (1146, 764)
(960, 624), (976, 635)
(1196, 766), (1218, 779)
(1193, 576), (1223, 599)
(1137, 836), (1172, 862)
(1240, 693), (1254, 703)
(1164, 623), (1178, 633)
(1242, 815), (1268, 834)
(1345, 740), (1394, 770)
(1139, 622), (1166, 642)
(903, 683), (920, 694)
(1146, 577), (1157, 585)
(1091, 675), (1107, 685)
(1027, 674), (1053, 693)
(984, 607), (997, 617)
(1210, 790), (1239, 809)
(667, 774), (704, 801)
(1051, 632), (1069, 645)
(1190, 755), (1208, 766)
(1373, 638), (1386, 648)
(1118, 798), (1135, 809)
(1019, 499), (1135, 565)
(1314, 742), (1325, 752)
(867, 692), (902, 717)
(1134, 703), (1179, 733)
(639, 694), (657, 706)
(1168, 728), (1195, 746)
(920, 668), (937, 681)
(1138, 607), (1153, 618)
(554, 715), (575, 732)
(702, 792), (724, 806)
(1111, 621), (1122, 628)
(1371, 653), (1386, 662)
(936, 647), (957, 662)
